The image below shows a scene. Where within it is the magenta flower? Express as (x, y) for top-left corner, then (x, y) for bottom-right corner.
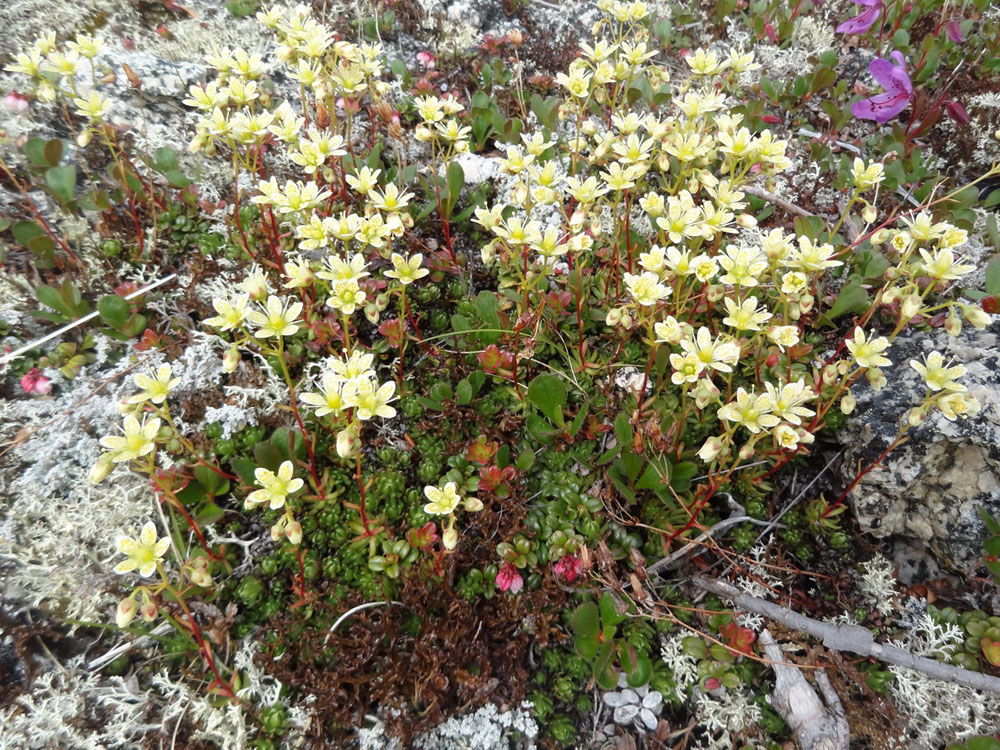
(852, 51), (913, 124)
(836, 0), (883, 34)
(496, 563), (523, 594)
(553, 554), (582, 583)
(20, 368), (52, 395)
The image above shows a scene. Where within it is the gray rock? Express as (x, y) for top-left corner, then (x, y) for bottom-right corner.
(602, 691), (629, 708)
(638, 708), (658, 731)
(641, 691), (662, 712)
(838, 323), (1000, 581)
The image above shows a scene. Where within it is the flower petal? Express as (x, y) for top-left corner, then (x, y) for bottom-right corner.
(852, 92), (909, 123)
(139, 522), (158, 546)
(835, 4), (880, 34)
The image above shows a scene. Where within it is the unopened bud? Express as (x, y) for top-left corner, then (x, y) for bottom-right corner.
(223, 345), (240, 373)
(882, 286), (900, 305)
(605, 307), (623, 326)
(116, 597), (139, 628)
(737, 443), (755, 461)
(512, 182), (529, 206)
(286, 520), (303, 546)
(908, 406), (927, 427)
(861, 204), (877, 224)
(140, 602), (158, 622)
(798, 293), (815, 313)
(962, 304), (991, 329)
(870, 228), (891, 245)
(822, 364), (839, 385)
(89, 454), (115, 483)
(337, 423), (361, 458)
(697, 436), (725, 463)
(706, 284), (725, 302)
(77, 129), (94, 148)
(945, 308), (962, 337)
(900, 294), (922, 321)
(736, 213), (757, 229)
(840, 393), (856, 415)
(867, 367), (887, 390)
(442, 526), (458, 551)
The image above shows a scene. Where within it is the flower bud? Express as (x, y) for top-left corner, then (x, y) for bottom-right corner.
(908, 406), (927, 427)
(140, 602), (158, 622)
(336, 423), (361, 458)
(798, 294), (815, 313)
(962, 304), (991, 329)
(737, 443), (755, 461)
(867, 229), (890, 247)
(605, 307), (623, 326)
(223, 345), (240, 373)
(286, 520), (303, 546)
(89, 454), (114, 483)
(442, 526), (458, 551)
(822, 364), (839, 385)
(840, 393), (856, 415)
(512, 182), (529, 206)
(480, 241), (496, 264)
(882, 286), (900, 305)
(736, 213), (757, 229)
(867, 367), (887, 390)
(77, 129), (94, 148)
(706, 284), (725, 302)
(836, 360), (850, 376)
(861, 204), (877, 224)
(697, 436), (725, 463)
(116, 597), (139, 628)
(945, 308), (962, 337)
(900, 293), (922, 321)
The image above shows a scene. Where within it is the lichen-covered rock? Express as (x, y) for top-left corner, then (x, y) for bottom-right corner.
(838, 323), (1000, 581)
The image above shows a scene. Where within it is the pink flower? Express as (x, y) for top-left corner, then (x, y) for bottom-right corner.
(4, 93), (29, 112)
(496, 562), (523, 594)
(835, 0), (883, 35)
(20, 368), (52, 395)
(416, 51), (436, 71)
(553, 554), (582, 583)
(945, 21), (964, 43)
(851, 51), (913, 124)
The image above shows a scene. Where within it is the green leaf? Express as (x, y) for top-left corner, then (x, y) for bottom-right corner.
(43, 138), (64, 167)
(45, 165), (77, 203)
(635, 462), (663, 491)
(456, 379), (473, 405)
(614, 411), (633, 448)
(444, 160), (464, 214)
(599, 592), (626, 631)
(671, 461), (697, 493)
(23, 138), (51, 168)
(153, 146), (179, 172)
(230, 457), (258, 484)
(825, 281), (869, 321)
(97, 294), (130, 330)
(527, 373), (566, 426)
(568, 402), (589, 437)
(36, 284), (69, 317)
(622, 647), (652, 687)
(570, 601), (600, 639)
(253, 441), (284, 472)
(165, 169), (192, 189)
(194, 464), (225, 495)
(13, 220), (44, 247)
(985, 258), (1000, 297)
(195, 502), (226, 526)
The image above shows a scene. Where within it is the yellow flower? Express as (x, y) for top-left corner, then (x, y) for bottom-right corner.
(937, 392), (980, 421)
(851, 158), (885, 190)
(114, 522), (170, 577)
(909, 351), (967, 392)
(917, 248), (975, 281)
(624, 272), (671, 306)
(669, 352), (705, 384)
(385, 253), (429, 285)
(722, 296), (772, 332)
(344, 379), (397, 420)
(423, 481), (462, 515)
(327, 279), (366, 315)
(717, 388), (780, 434)
(300, 372), (346, 417)
(127, 364), (181, 405)
(844, 326), (891, 369)
(680, 327), (740, 373)
(73, 91), (111, 122)
(345, 166), (382, 194)
(204, 293), (251, 331)
(248, 295), (302, 338)
(100, 415), (160, 463)
(246, 460), (303, 510)
(718, 244), (767, 287)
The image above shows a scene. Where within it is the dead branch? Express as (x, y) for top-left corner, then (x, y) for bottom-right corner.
(693, 575), (1000, 695)
(760, 629), (849, 750)
(744, 185), (816, 218)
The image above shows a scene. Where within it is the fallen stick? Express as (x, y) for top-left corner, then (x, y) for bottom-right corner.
(693, 575), (1000, 695)
(760, 629), (849, 750)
